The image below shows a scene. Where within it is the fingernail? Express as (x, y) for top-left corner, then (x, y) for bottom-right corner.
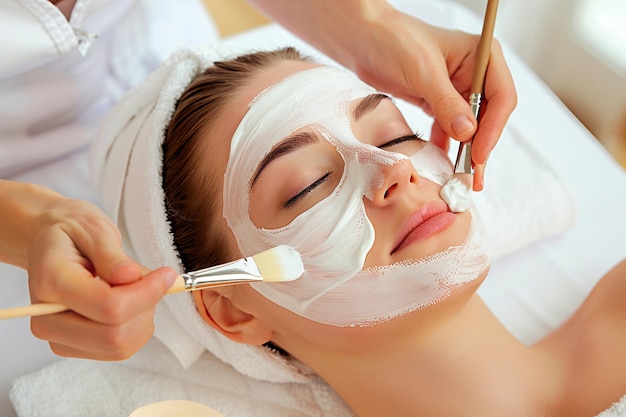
(451, 116), (475, 138)
(165, 269), (178, 288)
(476, 164), (485, 190)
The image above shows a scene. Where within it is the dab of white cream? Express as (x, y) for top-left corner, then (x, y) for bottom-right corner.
(440, 174), (472, 213)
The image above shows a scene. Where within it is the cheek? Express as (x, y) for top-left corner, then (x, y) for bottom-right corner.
(249, 185), (276, 228)
(249, 141), (345, 230)
(360, 179), (471, 269)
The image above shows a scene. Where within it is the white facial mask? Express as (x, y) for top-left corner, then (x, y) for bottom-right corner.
(223, 66), (490, 327)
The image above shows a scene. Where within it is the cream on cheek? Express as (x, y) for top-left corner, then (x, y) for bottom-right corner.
(249, 139), (343, 229)
(223, 66), (490, 327)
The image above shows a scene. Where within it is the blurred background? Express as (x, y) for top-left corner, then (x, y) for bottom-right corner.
(203, 0), (626, 169)
(456, 0), (626, 169)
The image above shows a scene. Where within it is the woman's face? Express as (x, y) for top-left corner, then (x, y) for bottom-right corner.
(247, 89), (471, 268)
(209, 59), (489, 328)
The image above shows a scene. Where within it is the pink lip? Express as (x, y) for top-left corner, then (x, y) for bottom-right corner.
(391, 201), (455, 254)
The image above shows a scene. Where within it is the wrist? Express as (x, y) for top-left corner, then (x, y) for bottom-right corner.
(0, 180), (65, 268)
(334, 0), (399, 71)
(250, 0), (399, 72)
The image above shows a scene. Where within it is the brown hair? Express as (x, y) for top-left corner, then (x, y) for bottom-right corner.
(162, 47), (309, 272)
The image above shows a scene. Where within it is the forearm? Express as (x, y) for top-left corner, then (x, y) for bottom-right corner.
(0, 180), (63, 268)
(248, 0), (397, 70)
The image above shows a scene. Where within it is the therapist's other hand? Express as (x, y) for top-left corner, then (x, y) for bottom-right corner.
(348, 9), (517, 191)
(25, 195), (177, 360)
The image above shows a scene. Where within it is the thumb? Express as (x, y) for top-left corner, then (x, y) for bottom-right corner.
(426, 82), (476, 142)
(88, 239), (174, 290)
(77, 229), (143, 286)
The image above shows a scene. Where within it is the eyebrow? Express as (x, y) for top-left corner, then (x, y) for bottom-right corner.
(352, 93), (390, 121)
(250, 93), (390, 187)
(251, 131), (318, 186)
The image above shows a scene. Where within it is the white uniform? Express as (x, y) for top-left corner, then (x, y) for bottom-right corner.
(0, 0), (219, 178)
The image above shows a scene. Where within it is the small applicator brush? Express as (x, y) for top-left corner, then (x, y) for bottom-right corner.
(0, 245), (303, 320)
(440, 0), (499, 212)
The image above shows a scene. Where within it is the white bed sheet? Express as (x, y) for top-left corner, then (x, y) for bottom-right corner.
(2, 0), (626, 416)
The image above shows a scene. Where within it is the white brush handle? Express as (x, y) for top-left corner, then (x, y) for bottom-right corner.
(0, 269), (260, 320)
(0, 303), (69, 319)
(0, 245), (302, 320)
(0, 273), (187, 320)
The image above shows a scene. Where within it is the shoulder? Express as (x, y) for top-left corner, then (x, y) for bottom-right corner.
(585, 258), (626, 320)
(535, 259), (626, 415)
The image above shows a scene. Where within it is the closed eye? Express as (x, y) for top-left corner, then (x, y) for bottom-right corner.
(379, 133), (424, 149)
(284, 172), (331, 208)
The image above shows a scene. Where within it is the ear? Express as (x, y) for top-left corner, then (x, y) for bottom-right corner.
(192, 289), (273, 346)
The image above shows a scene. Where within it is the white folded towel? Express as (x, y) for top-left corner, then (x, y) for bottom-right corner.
(10, 338), (354, 417)
(9, 338), (625, 417)
(470, 123), (578, 260)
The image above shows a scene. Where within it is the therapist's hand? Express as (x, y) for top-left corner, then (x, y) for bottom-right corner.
(348, 11), (517, 191)
(27, 197), (178, 360)
(0, 181), (177, 360)
(249, 0), (517, 191)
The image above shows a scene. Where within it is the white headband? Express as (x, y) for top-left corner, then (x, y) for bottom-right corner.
(91, 46), (313, 383)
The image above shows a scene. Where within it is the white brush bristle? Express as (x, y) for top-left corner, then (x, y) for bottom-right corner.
(252, 245), (304, 282)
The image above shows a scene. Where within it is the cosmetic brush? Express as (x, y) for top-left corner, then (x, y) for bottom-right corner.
(0, 245), (303, 320)
(440, 0), (499, 212)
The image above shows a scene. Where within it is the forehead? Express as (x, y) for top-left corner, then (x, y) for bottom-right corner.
(237, 60), (321, 115)
(214, 60), (320, 140)
(202, 60), (321, 181)
(228, 66), (378, 165)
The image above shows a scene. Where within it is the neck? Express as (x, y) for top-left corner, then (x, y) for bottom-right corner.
(304, 294), (562, 417)
(50, 0), (77, 20)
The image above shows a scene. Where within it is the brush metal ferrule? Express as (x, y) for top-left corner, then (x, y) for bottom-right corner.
(181, 257), (263, 290)
(454, 141), (474, 174)
(452, 92), (482, 175)
(469, 92), (482, 120)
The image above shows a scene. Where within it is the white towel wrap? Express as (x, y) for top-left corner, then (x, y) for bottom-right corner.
(91, 45), (314, 383)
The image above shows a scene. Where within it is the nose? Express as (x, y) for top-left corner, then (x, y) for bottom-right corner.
(368, 158), (419, 206)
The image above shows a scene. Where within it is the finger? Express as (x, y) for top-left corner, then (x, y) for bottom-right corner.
(30, 227), (176, 323)
(429, 120), (450, 153)
(59, 266), (176, 324)
(70, 217), (143, 286)
(473, 162), (486, 191)
(417, 99), (434, 119)
(28, 230), (100, 303)
(31, 310), (154, 360)
(423, 74), (477, 142)
(471, 44), (517, 164)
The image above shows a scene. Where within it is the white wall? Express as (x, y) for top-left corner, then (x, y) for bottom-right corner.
(455, 0), (626, 164)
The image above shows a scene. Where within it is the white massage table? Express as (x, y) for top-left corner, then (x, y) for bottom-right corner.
(2, 1), (625, 416)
